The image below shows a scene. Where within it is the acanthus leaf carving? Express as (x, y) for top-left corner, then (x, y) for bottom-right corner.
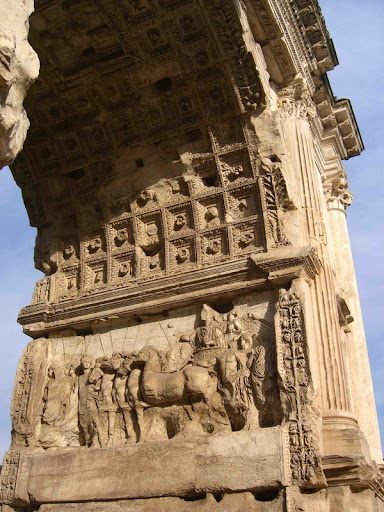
(325, 175), (353, 209)
(277, 77), (316, 121)
(261, 158), (292, 247)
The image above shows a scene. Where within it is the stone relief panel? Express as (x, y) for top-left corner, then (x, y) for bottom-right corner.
(32, 277), (51, 304)
(11, 293), (284, 451)
(37, 492), (285, 512)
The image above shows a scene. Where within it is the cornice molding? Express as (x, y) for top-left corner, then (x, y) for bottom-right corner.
(18, 246), (321, 335)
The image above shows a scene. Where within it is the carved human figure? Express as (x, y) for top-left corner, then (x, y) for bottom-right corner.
(39, 363), (79, 449)
(225, 313), (253, 351)
(112, 353), (136, 443)
(247, 345), (266, 410)
(87, 361), (106, 447)
(225, 312), (243, 339)
(303, 424), (313, 448)
(163, 346), (181, 372)
(195, 304), (225, 348)
(98, 353), (122, 447)
(291, 450), (301, 481)
(218, 349), (252, 430)
(163, 343), (193, 372)
(78, 355), (94, 446)
(33, 277), (50, 303)
(289, 421), (300, 448)
(42, 364), (76, 427)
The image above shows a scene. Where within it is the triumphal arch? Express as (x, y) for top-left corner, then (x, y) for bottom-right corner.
(1, 0), (383, 510)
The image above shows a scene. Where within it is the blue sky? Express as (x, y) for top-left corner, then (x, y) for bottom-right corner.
(0, 1), (383, 460)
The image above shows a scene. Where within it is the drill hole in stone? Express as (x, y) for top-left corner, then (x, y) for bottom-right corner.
(135, 159), (144, 169)
(82, 46), (96, 58)
(68, 168), (85, 180)
(154, 77), (172, 93)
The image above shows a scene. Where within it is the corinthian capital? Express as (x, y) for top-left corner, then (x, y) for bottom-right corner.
(277, 76), (316, 120)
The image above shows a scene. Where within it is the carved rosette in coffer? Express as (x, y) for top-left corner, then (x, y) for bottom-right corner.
(275, 290), (324, 486)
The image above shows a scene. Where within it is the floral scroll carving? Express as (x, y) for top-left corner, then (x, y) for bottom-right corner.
(0, 450), (20, 504)
(276, 290), (323, 485)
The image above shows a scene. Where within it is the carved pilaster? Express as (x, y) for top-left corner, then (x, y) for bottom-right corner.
(10, 339), (51, 449)
(0, 450), (20, 505)
(277, 82), (356, 433)
(275, 289), (324, 487)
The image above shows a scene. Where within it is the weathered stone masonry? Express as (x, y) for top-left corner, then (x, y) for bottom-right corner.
(1, 1), (383, 511)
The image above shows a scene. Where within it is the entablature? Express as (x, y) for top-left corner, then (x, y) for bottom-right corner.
(18, 246), (321, 335)
(313, 74), (364, 159)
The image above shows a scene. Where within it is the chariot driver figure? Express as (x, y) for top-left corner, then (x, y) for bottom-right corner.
(195, 304), (226, 348)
